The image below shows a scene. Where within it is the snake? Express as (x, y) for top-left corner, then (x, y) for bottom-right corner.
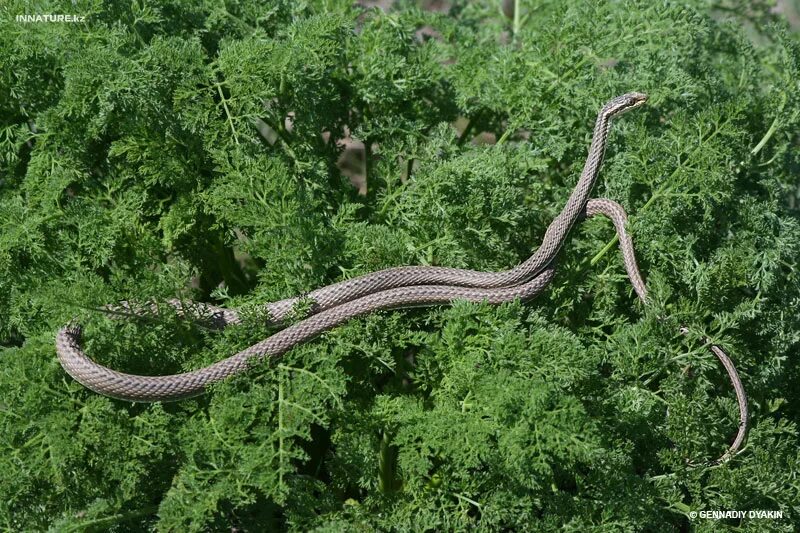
(55, 92), (748, 464)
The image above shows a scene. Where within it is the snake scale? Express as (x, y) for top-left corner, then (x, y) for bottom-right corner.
(56, 93), (748, 465)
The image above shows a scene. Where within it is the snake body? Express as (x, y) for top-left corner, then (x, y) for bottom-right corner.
(56, 93), (748, 464)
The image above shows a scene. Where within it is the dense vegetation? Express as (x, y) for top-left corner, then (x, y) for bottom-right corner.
(2, 0), (800, 530)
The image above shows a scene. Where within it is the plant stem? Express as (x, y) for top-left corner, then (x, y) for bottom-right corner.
(454, 492), (482, 508)
(496, 127), (514, 146)
(364, 140), (373, 194)
(272, 118), (299, 161)
(590, 119), (726, 265)
(215, 83), (239, 145)
(378, 430), (397, 494)
(751, 114), (779, 156)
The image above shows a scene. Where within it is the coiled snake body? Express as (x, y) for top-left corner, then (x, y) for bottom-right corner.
(56, 93), (748, 464)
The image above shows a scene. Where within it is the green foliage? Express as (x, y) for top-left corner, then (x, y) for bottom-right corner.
(1, 0), (800, 530)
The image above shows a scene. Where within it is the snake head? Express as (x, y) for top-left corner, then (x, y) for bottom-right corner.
(604, 92), (648, 116)
(625, 92), (648, 105)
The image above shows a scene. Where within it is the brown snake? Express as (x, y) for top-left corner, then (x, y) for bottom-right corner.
(56, 93), (748, 465)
